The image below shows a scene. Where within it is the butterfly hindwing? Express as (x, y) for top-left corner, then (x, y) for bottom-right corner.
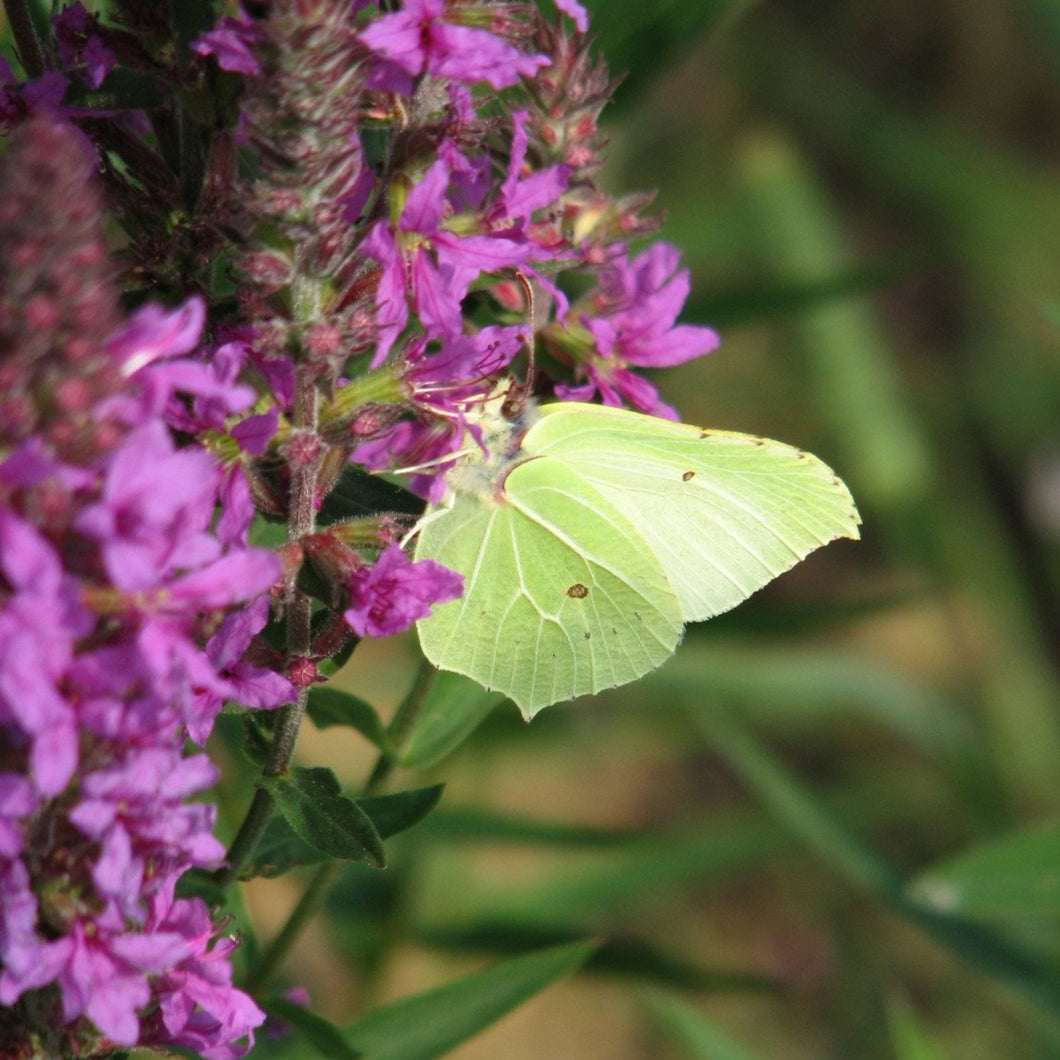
(524, 403), (861, 623)
(415, 453), (683, 716)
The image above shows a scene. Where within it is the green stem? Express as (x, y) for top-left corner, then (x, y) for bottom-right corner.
(4, 0), (48, 79)
(244, 860), (342, 995)
(364, 657), (439, 795)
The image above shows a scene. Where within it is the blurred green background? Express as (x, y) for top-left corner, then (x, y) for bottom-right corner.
(180, 0), (1060, 1056)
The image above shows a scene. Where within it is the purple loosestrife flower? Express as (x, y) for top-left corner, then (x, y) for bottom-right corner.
(358, 0), (550, 94)
(364, 143), (552, 362)
(143, 886), (268, 1060)
(344, 543), (463, 638)
(353, 325), (525, 501)
(53, 2), (117, 89)
(0, 512), (90, 798)
(0, 116), (289, 1058)
(75, 421), (224, 591)
(552, 243), (720, 416)
(191, 9), (263, 77)
(553, 0), (589, 32)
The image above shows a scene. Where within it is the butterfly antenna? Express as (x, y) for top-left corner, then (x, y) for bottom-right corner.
(501, 271), (536, 421)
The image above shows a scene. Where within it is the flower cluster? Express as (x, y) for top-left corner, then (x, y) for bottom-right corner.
(1, 1), (719, 1055)
(0, 117), (292, 1058)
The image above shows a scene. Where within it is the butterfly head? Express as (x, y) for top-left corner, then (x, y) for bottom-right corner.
(440, 380), (539, 504)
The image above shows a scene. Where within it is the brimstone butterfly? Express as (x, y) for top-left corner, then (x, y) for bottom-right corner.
(414, 395), (860, 717)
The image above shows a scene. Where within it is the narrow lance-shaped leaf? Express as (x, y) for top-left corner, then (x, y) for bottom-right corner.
(344, 941), (598, 1060)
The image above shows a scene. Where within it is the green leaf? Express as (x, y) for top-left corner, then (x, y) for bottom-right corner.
(262, 767), (386, 869)
(242, 816), (327, 879)
(662, 644), (974, 760)
(241, 712), (274, 767)
(886, 995), (944, 1060)
(399, 671), (506, 768)
(646, 992), (761, 1060)
(897, 903), (1060, 1025)
(908, 822), (1060, 919)
(696, 709), (901, 896)
(419, 805), (638, 848)
(261, 997), (361, 1060)
(698, 711), (1060, 1024)
(419, 923), (776, 993)
(244, 785), (441, 879)
(307, 686), (389, 749)
(318, 463), (424, 525)
(344, 940), (597, 1060)
(174, 868), (227, 907)
(358, 785), (445, 840)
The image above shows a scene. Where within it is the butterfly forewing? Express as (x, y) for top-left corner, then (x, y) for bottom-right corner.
(415, 453), (683, 717)
(526, 403), (861, 623)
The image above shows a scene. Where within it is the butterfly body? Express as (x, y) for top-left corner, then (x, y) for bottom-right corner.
(415, 400), (860, 716)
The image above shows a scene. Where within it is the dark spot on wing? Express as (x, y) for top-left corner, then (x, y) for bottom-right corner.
(682, 470), (695, 482)
(584, 631), (591, 640)
(567, 583), (589, 599)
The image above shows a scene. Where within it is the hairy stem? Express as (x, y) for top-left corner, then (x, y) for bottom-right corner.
(215, 370), (322, 887)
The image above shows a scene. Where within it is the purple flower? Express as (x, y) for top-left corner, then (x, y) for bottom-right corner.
(75, 421), (223, 591)
(496, 110), (571, 228)
(0, 861), (74, 1003)
(113, 298), (207, 372)
(191, 9), (263, 77)
(352, 326), (524, 500)
(53, 2), (117, 89)
(365, 150), (541, 362)
(0, 774), (34, 858)
(69, 747), (224, 870)
(53, 920), (189, 1046)
(0, 67), (71, 134)
(553, 0), (589, 32)
(192, 596), (295, 741)
(555, 243), (719, 415)
(107, 297), (256, 426)
(0, 512), (90, 796)
(162, 338), (257, 436)
(359, 0), (549, 93)
(344, 543), (463, 638)
(144, 888), (265, 1059)
(231, 407), (280, 456)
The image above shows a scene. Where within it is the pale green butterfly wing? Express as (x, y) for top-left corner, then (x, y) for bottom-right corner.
(414, 453), (683, 717)
(523, 402), (861, 623)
